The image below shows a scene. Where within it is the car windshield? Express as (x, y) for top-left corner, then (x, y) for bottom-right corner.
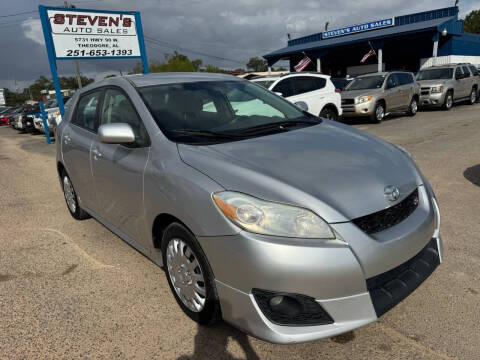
(253, 80), (276, 89)
(45, 99), (58, 108)
(345, 75), (386, 90)
(416, 68), (454, 80)
(139, 80), (317, 144)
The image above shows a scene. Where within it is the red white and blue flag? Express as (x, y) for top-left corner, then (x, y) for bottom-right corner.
(294, 55), (312, 72)
(360, 49), (376, 63)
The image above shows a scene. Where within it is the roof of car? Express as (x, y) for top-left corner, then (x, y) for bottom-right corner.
(125, 72), (241, 87)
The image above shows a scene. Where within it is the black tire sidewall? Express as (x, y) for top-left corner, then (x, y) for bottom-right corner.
(408, 98), (417, 116)
(443, 92), (453, 110)
(320, 108), (338, 121)
(371, 103), (384, 123)
(161, 223), (220, 325)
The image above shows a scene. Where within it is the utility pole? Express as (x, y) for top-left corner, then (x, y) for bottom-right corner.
(64, 1), (82, 89)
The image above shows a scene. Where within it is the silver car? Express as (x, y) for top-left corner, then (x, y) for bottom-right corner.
(417, 64), (479, 110)
(341, 72), (420, 123)
(56, 73), (442, 344)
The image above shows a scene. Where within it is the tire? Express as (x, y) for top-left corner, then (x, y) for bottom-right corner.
(61, 170), (90, 220)
(162, 222), (221, 325)
(319, 107), (338, 121)
(407, 97), (418, 116)
(370, 102), (385, 123)
(442, 91), (453, 110)
(468, 87), (477, 105)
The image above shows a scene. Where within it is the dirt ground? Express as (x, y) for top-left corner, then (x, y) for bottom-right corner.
(1, 103), (479, 359)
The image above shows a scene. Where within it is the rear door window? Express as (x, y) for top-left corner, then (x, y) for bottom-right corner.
(455, 67), (463, 79)
(72, 91), (102, 131)
(293, 76), (319, 95)
(272, 78), (295, 97)
(469, 66), (479, 76)
(462, 66), (471, 78)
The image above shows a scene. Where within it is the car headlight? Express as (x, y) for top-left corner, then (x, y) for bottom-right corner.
(431, 85), (444, 94)
(355, 95), (372, 104)
(213, 191), (335, 239)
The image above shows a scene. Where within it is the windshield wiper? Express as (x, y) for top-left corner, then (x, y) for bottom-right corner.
(235, 119), (320, 135)
(170, 129), (244, 139)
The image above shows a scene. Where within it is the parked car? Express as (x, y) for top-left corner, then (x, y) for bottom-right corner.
(250, 73), (342, 121)
(12, 104), (40, 132)
(416, 63), (479, 110)
(33, 97), (70, 135)
(3, 107), (22, 127)
(56, 73), (442, 344)
(341, 71), (420, 123)
(0, 107), (13, 126)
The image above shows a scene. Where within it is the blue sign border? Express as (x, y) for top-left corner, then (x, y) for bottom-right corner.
(38, 5), (149, 118)
(322, 18), (395, 39)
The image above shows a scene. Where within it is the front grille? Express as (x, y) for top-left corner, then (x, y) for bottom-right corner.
(421, 87), (430, 90)
(353, 188), (419, 234)
(367, 238), (440, 317)
(421, 91), (430, 96)
(342, 99), (354, 105)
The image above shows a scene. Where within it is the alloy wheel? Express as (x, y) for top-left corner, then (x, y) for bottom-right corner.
(166, 238), (206, 312)
(471, 90), (477, 104)
(376, 105), (384, 122)
(63, 176), (77, 214)
(446, 95), (453, 109)
(411, 100), (418, 114)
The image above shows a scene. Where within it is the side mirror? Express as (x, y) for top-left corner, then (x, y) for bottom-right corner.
(98, 123), (135, 144)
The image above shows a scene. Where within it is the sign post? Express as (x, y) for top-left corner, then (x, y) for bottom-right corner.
(39, 102), (52, 145)
(38, 5), (149, 118)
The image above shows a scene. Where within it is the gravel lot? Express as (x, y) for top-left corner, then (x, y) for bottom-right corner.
(1, 103), (479, 359)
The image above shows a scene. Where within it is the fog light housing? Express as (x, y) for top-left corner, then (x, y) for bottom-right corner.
(252, 289), (333, 326)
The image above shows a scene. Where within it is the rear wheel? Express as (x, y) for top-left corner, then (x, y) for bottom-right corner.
(442, 91), (453, 110)
(407, 97), (418, 116)
(468, 87), (477, 105)
(162, 222), (221, 325)
(319, 107), (338, 121)
(370, 103), (385, 123)
(61, 171), (90, 220)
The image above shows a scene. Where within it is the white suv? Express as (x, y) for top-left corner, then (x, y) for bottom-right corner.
(251, 73), (342, 121)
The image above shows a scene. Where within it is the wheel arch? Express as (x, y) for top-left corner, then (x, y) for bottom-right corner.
(319, 103), (339, 116)
(152, 213), (191, 249)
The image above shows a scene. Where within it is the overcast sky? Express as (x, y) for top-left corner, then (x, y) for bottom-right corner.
(0, 0), (478, 91)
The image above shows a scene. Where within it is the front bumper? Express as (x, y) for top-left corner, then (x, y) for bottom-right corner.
(419, 92), (446, 107)
(199, 186), (442, 344)
(341, 100), (375, 117)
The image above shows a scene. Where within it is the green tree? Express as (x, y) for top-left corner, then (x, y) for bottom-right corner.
(464, 10), (480, 34)
(4, 88), (28, 106)
(246, 57), (268, 72)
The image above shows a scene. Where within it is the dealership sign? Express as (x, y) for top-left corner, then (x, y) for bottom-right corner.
(323, 18), (395, 39)
(38, 5), (148, 119)
(47, 10), (142, 59)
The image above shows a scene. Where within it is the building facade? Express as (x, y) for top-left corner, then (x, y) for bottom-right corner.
(264, 6), (480, 77)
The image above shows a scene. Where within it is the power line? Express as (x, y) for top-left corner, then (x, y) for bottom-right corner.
(144, 36), (245, 65)
(0, 10), (36, 18)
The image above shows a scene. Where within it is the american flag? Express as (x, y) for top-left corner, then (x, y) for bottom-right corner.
(294, 55), (312, 72)
(360, 49), (376, 63)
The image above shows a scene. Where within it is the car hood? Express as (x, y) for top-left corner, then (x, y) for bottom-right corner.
(341, 88), (383, 99)
(178, 121), (423, 223)
(417, 80), (448, 87)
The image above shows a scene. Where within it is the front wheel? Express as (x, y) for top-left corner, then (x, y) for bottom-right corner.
(442, 91), (453, 110)
(468, 88), (477, 105)
(162, 223), (221, 325)
(319, 107), (338, 121)
(407, 98), (418, 116)
(61, 171), (90, 220)
(370, 103), (385, 123)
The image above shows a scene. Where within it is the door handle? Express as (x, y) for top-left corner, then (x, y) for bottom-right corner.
(92, 147), (103, 160)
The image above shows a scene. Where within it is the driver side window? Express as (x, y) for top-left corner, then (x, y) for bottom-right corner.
(386, 75), (397, 89)
(100, 88), (149, 147)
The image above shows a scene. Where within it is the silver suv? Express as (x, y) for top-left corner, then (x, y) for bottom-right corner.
(417, 64), (479, 110)
(56, 73), (441, 344)
(341, 71), (420, 123)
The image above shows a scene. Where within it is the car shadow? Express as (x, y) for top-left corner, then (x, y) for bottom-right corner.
(464, 164), (480, 186)
(177, 322), (260, 360)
